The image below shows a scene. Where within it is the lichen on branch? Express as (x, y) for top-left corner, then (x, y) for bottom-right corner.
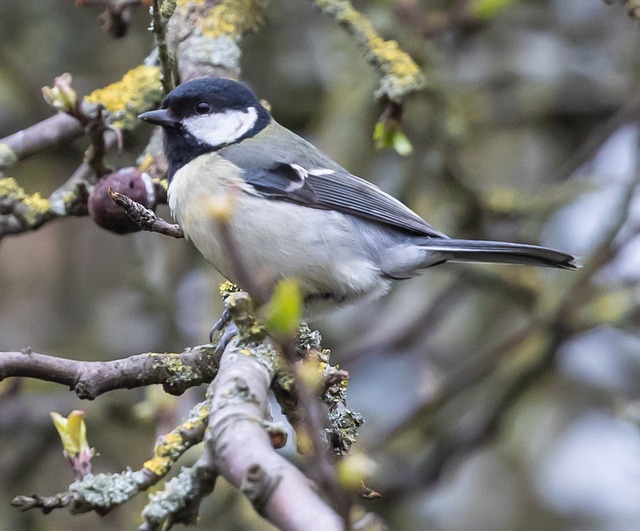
(84, 65), (164, 130)
(197, 0), (266, 38)
(313, 0), (427, 102)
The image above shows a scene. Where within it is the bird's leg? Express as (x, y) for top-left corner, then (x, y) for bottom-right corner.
(210, 309), (239, 357)
(209, 309), (231, 343)
(213, 320), (239, 357)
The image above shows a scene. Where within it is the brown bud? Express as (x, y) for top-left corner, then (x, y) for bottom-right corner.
(88, 167), (155, 234)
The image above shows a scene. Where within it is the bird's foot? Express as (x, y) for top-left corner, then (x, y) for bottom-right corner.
(214, 320), (239, 357)
(209, 309), (231, 343)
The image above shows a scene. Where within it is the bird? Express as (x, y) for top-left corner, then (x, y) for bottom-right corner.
(139, 77), (578, 315)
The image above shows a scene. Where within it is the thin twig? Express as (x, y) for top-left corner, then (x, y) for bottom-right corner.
(151, 0), (175, 95)
(108, 188), (183, 238)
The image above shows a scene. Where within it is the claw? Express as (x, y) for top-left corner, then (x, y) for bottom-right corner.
(209, 309), (231, 343)
(214, 321), (239, 357)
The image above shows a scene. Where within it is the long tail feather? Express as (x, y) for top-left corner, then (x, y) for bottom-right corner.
(422, 239), (579, 270)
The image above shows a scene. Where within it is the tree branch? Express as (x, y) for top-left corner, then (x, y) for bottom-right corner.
(0, 345), (219, 399)
(0, 114), (84, 170)
(312, 0), (427, 102)
(206, 336), (344, 530)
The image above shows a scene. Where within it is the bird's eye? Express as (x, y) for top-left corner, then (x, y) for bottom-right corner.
(195, 101), (211, 114)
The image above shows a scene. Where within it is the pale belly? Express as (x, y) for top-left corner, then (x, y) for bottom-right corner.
(168, 154), (390, 309)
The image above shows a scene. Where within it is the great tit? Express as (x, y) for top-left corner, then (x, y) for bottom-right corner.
(139, 78), (578, 314)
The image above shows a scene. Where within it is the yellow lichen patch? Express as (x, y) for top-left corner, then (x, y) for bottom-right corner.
(181, 404), (209, 429)
(84, 65), (163, 130)
(198, 0), (265, 38)
(176, 0), (206, 6)
(375, 40), (423, 79)
(0, 176), (25, 199)
(0, 177), (52, 223)
(21, 192), (51, 223)
(219, 281), (239, 298)
(143, 455), (169, 477)
(166, 355), (194, 379)
(141, 401), (209, 478)
(157, 432), (184, 454)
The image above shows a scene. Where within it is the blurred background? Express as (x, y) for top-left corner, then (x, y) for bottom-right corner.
(3, 0), (640, 529)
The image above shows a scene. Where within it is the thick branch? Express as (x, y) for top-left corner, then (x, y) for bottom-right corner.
(207, 345), (344, 531)
(0, 346), (219, 399)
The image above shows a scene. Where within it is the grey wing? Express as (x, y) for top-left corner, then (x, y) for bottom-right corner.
(219, 120), (447, 237)
(244, 162), (446, 237)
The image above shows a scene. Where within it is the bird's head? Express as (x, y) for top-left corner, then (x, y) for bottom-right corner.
(139, 78), (271, 177)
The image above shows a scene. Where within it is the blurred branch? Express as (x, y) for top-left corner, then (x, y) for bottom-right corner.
(393, 0), (481, 39)
(380, 319), (541, 444)
(0, 114), (85, 170)
(378, 111), (640, 489)
(417, 327), (564, 485)
(554, 89), (640, 181)
(605, 0), (640, 19)
(0, 172), (89, 239)
(76, 0), (151, 38)
(313, 0), (427, 103)
(278, 340), (354, 524)
(0, 345), (219, 399)
(552, 119), (640, 310)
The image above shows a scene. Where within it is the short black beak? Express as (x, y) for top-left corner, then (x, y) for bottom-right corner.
(138, 108), (178, 128)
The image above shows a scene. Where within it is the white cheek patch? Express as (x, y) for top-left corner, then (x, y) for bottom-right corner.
(184, 107), (258, 147)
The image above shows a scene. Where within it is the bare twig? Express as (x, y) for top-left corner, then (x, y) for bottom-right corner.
(151, 0), (177, 94)
(108, 188), (183, 237)
(0, 345), (218, 399)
